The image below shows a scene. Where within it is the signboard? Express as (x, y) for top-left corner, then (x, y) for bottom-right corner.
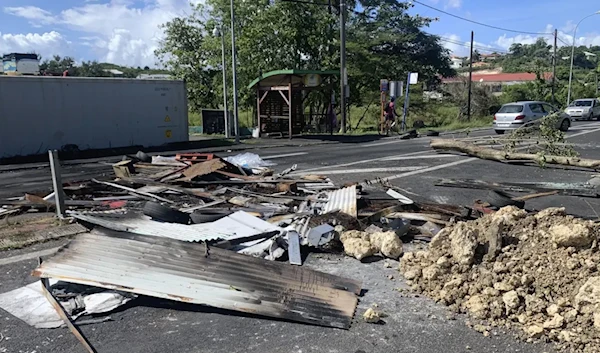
(380, 79), (389, 92)
(389, 81), (403, 98)
(303, 74), (322, 87)
(409, 73), (419, 85)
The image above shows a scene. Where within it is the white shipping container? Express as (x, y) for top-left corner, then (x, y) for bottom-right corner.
(0, 76), (189, 158)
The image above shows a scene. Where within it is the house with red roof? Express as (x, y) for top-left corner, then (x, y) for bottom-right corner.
(441, 72), (553, 95)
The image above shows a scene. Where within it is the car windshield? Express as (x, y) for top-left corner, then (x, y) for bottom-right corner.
(498, 105), (523, 113)
(570, 100), (592, 107)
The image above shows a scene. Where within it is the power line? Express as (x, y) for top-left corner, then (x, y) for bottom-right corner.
(437, 37), (508, 54)
(411, 0), (554, 36)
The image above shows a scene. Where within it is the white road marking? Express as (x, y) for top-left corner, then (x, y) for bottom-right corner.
(291, 166), (427, 176)
(379, 154), (459, 161)
(566, 127), (600, 139)
(365, 124), (600, 184)
(364, 158), (477, 183)
(0, 247), (60, 266)
(362, 139), (413, 147)
(298, 150), (435, 173)
(262, 152), (308, 159)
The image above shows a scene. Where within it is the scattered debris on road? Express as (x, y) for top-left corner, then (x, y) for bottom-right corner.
(5, 147), (600, 352)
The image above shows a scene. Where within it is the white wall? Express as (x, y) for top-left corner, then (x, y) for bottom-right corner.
(0, 76), (188, 158)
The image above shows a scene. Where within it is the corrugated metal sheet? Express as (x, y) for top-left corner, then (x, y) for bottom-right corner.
(33, 229), (361, 329)
(68, 210), (280, 242)
(322, 185), (357, 217)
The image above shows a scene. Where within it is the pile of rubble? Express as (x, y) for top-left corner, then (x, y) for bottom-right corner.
(1, 150), (479, 350)
(399, 206), (600, 353)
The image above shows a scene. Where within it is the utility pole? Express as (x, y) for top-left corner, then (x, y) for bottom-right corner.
(467, 31), (474, 121)
(552, 29), (557, 104)
(214, 25), (230, 138)
(339, 0), (347, 133)
(230, 0), (240, 143)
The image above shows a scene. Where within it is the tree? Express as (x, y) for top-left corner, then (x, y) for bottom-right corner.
(154, 0), (454, 114)
(40, 55), (76, 75)
(155, 16), (218, 112)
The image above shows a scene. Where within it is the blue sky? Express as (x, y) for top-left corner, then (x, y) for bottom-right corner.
(0, 0), (599, 67)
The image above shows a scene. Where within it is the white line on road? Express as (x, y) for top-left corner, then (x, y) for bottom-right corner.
(298, 149), (435, 173)
(0, 247), (60, 266)
(262, 152), (308, 159)
(566, 127), (600, 139)
(365, 124), (600, 184)
(364, 158), (477, 184)
(291, 166), (427, 176)
(379, 154), (459, 161)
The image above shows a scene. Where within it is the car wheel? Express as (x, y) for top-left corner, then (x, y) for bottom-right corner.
(190, 210), (232, 224)
(590, 112), (595, 121)
(560, 119), (570, 132)
(495, 130), (505, 135)
(143, 201), (190, 224)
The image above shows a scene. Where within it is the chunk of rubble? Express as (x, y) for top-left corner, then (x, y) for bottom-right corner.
(398, 206), (600, 352)
(340, 230), (402, 260)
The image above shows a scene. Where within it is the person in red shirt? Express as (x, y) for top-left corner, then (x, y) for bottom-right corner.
(384, 96), (399, 128)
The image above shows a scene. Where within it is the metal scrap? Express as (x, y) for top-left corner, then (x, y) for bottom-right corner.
(33, 229), (361, 329)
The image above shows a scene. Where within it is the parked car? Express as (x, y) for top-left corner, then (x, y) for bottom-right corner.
(493, 101), (571, 135)
(564, 98), (600, 120)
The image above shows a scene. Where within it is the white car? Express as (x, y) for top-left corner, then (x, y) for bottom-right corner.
(565, 99), (600, 120)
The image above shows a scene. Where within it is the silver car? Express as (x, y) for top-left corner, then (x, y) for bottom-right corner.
(493, 101), (571, 134)
(565, 99), (600, 120)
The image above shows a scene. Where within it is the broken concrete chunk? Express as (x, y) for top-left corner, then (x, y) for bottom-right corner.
(363, 308), (382, 323)
(449, 223), (478, 266)
(524, 325), (544, 338)
(369, 231), (403, 259)
(543, 314), (564, 329)
(575, 277), (600, 311)
(550, 222), (595, 248)
(341, 238), (376, 261)
(502, 290), (520, 314)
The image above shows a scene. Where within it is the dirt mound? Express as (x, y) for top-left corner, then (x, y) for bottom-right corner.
(399, 206), (600, 352)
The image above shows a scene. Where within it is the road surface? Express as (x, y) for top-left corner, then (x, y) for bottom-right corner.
(3, 121), (600, 353)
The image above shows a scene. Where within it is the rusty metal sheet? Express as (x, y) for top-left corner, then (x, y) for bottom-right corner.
(32, 229), (361, 329)
(322, 185), (357, 217)
(181, 159), (226, 181)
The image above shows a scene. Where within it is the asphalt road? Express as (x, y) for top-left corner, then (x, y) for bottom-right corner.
(3, 121), (600, 353)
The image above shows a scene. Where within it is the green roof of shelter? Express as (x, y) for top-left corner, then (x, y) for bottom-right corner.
(247, 69), (339, 89)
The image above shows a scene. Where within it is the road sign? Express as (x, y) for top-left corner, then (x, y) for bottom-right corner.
(409, 73), (419, 85)
(380, 79), (389, 92)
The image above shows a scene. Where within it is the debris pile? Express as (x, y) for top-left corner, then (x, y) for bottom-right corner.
(1, 149), (479, 349)
(399, 206), (600, 352)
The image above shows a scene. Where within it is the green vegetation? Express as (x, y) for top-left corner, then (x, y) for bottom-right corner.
(155, 0), (454, 124)
(37, 55), (170, 78)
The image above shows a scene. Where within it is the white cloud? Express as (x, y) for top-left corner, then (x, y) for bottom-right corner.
(493, 24), (600, 50)
(445, 0), (462, 9)
(3, 0), (197, 67)
(0, 31), (72, 59)
(4, 6), (55, 24)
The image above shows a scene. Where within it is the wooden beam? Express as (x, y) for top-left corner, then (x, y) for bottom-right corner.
(288, 82), (293, 139)
(259, 90), (269, 104)
(257, 87), (261, 138)
(278, 90), (290, 106)
(258, 85), (291, 91)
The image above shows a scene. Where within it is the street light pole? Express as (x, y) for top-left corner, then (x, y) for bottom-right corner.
(567, 11), (600, 106)
(213, 25), (230, 138)
(230, 0), (240, 143)
(339, 0), (347, 133)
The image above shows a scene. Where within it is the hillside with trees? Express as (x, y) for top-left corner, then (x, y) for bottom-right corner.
(37, 55), (170, 78)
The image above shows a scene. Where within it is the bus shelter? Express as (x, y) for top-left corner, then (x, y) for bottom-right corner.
(248, 69), (338, 138)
